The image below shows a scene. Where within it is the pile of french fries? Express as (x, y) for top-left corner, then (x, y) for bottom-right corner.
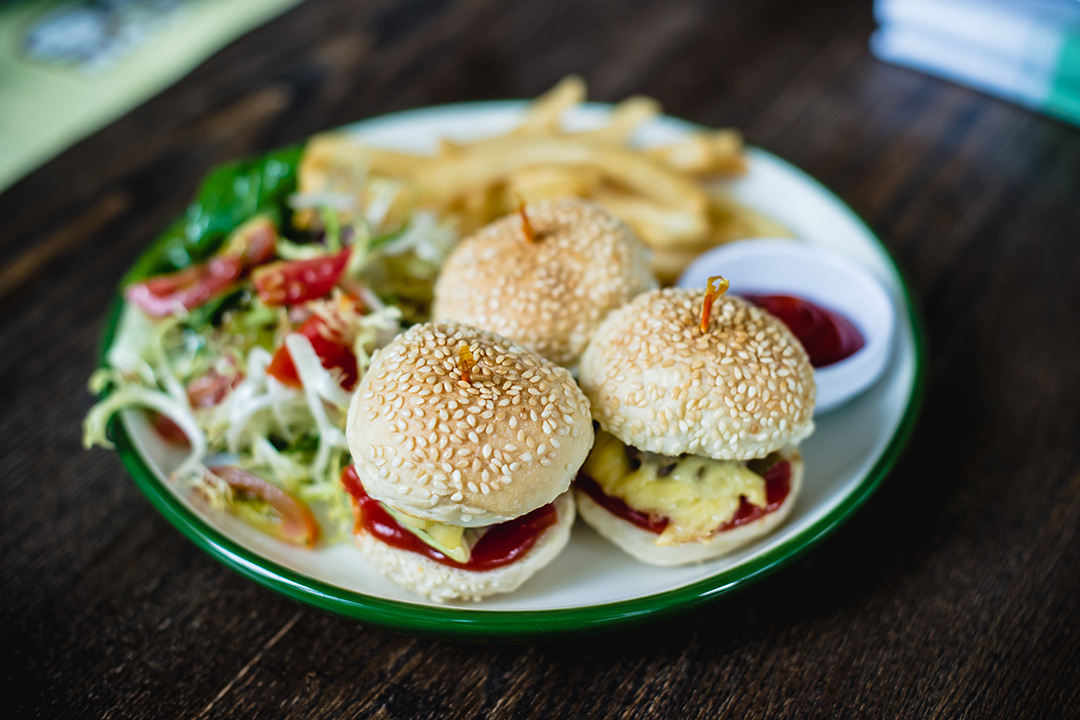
(297, 76), (790, 282)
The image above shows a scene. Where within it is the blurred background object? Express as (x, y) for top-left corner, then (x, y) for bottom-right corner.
(871, 0), (1080, 126)
(0, 0), (303, 192)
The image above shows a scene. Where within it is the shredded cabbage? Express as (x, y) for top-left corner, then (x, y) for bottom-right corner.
(84, 180), (454, 547)
(353, 305), (403, 371)
(374, 211), (455, 264)
(289, 191), (357, 213)
(275, 237), (330, 260)
(285, 334), (350, 479)
(83, 370), (206, 481)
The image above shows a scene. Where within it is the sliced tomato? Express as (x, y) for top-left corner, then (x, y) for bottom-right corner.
(209, 466), (320, 548)
(222, 216), (278, 266)
(147, 375), (238, 444)
(127, 217), (278, 318)
(186, 368), (242, 408)
(267, 314), (359, 391)
(148, 411), (191, 446)
(253, 248), (351, 306)
(266, 343), (303, 388)
(127, 256), (243, 317)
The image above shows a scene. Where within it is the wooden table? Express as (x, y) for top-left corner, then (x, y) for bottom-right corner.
(4, 0), (1078, 716)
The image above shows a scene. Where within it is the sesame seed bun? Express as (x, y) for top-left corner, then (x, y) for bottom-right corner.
(579, 288), (816, 461)
(575, 453), (803, 565)
(346, 321), (594, 526)
(431, 198), (657, 367)
(353, 492), (575, 602)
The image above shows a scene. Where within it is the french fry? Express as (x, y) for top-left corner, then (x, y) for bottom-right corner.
(437, 137), (465, 158)
(298, 135), (365, 192)
(416, 137), (707, 214)
(706, 190), (792, 244)
(294, 76), (772, 283)
(505, 165), (604, 204)
(295, 135), (369, 228)
(296, 134), (426, 230)
(572, 96), (661, 145)
(591, 189), (709, 247)
(358, 147), (433, 177)
(509, 75), (587, 136)
(646, 193), (793, 282)
(303, 133), (431, 179)
(456, 182), (507, 233)
(648, 245), (708, 285)
(648, 130), (747, 176)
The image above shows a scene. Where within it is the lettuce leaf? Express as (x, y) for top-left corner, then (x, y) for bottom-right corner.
(124, 145), (302, 284)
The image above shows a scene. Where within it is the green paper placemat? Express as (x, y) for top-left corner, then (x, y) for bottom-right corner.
(0, 0), (303, 193)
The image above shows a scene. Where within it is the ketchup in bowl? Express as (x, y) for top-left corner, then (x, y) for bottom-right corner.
(741, 293), (864, 368)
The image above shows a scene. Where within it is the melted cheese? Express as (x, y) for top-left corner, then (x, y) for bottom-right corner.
(583, 431), (766, 545)
(383, 505), (472, 562)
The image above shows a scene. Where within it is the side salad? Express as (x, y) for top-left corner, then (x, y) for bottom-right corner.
(84, 144), (455, 546)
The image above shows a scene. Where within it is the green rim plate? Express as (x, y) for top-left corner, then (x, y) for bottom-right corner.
(98, 103), (926, 640)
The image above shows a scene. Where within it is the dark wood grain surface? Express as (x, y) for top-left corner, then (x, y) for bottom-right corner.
(3, 0), (1079, 717)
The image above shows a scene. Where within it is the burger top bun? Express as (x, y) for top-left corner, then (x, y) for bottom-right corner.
(579, 287), (815, 461)
(432, 198), (657, 367)
(347, 321), (594, 526)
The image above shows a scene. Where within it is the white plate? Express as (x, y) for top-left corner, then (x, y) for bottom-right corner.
(109, 102), (924, 637)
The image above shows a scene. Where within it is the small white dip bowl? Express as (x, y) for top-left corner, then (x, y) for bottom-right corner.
(678, 238), (896, 414)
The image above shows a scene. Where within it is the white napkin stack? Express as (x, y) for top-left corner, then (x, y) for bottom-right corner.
(871, 0), (1080, 126)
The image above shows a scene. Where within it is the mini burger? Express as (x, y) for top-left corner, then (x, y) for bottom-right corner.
(575, 281), (816, 565)
(431, 198), (657, 367)
(344, 321), (593, 601)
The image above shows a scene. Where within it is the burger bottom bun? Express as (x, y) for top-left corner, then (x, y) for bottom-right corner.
(575, 454), (803, 566)
(354, 492), (575, 602)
